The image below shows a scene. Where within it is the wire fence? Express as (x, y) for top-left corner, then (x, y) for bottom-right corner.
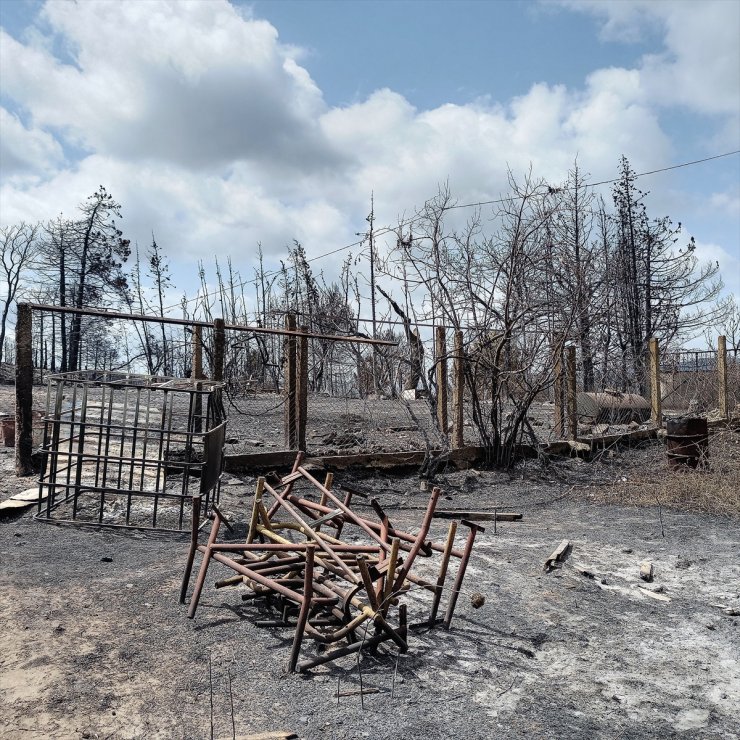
(11, 303), (738, 469)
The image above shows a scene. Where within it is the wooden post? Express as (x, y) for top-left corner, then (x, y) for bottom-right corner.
(296, 326), (308, 451)
(284, 313), (297, 449)
(566, 345), (578, 441)
(15, 302), (34, 476)
(451, 330), (464, 449)
(213, 318), (225, 382)
(191, 324), (204, 380)
(553, 342), (565, 438)
(191, 324), (204, 434)
(649, 337), (661, 426)
(718, 335), (728, 419)
(435, 326), (448, 437)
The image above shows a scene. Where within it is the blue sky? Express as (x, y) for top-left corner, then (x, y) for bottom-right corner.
(1, 0), (738, 325)
(250, 0), (656, 109)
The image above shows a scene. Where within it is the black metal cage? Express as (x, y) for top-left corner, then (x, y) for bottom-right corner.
(37, 371), (226, 532)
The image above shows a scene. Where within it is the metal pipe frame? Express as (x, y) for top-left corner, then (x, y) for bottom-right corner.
(179, 455), (484, 673)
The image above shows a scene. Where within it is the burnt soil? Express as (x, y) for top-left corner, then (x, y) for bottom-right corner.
(2, 431), (739, 740)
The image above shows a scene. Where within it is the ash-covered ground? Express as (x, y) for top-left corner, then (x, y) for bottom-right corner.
(1, 438), (739, 739)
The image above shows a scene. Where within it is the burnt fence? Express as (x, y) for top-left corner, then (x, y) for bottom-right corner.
(12, 302), (737, 475)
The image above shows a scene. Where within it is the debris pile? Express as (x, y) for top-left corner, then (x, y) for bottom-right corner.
(180, 452), (483, 672)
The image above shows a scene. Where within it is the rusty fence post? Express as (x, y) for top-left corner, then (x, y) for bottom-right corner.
(296, 326), (308, 451)
(284, 313), (297, 449)
(717, 335), (727, 419)
(191, 324), (204, 380)
(191, 324), (204, 433)
(213, 318), (225, 382)
(566, 345), (578, 441)
(451, 330), (464, 449)
(15, 302), (34, 476)
(435, 325), (448, 437)
(649, 337), (662, 427)
(553, 342), (565, 438)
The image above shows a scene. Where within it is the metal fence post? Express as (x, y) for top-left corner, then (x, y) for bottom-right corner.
(451, 330), (464, 449)
(435, 325), (448, 437)
(649, 337), (662, 426)
(192, 324), (204, 380)
(718, 335), (727, 419)
(15, 302), (35, 476)
(284, 313), (297, 448)
(553, 351), (565, 439)
(213, 318), (225, 382)
(565, 345), (578, 441)
(297, 326), (308, 451)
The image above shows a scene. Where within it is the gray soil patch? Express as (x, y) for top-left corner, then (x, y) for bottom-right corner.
(2, 448), (739, 739)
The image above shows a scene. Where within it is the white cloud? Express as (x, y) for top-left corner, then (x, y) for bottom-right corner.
(1, 0), (335, 170)
(709, 189), (740, 216)
(690, 239), (739, 297)
(559, 0), (740, 119)
(0, 0), (736, 304)
(0, 107), (64, 179)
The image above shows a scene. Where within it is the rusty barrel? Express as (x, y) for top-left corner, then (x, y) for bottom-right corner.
(665, 417), (709, 469)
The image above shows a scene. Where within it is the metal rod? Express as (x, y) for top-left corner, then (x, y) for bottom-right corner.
(428, 521), (457, 626)
(287, 545), (315, 673)
(179, 495), (202, 604)
(25, 303), (398, 345)
(443, 521), (485, 629)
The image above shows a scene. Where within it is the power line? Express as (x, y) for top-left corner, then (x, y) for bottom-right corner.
(444, 150), (740, 211)
(163, 149), (739, 314)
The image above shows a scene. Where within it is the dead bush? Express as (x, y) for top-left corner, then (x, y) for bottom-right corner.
(574, 428), (740, 517)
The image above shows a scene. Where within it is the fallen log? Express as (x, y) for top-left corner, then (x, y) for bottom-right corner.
(544, 539), (572, 571)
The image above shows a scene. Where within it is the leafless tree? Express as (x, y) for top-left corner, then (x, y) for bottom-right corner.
(392, 172), (573, 467)
(0, 221), (40, 363)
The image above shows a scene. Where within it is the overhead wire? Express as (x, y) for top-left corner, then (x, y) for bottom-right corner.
(162, 149), (739, 315)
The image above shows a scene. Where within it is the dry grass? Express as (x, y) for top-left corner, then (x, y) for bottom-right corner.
(573, 426), (740, 518)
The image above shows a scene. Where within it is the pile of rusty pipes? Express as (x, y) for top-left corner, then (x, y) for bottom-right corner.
(179, 453), (484, 673)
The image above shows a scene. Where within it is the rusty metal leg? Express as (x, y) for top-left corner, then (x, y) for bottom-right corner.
(382, 538), (400, 616)
(287, 545), (315, 673)
(443, 520), (484, 630)
(267, 451), (304, 519)
(392, 487), (442, 592)
(375, 504), (389, 604)
(334, 489), (353, 539)
(179, 495), (202, 604)
(298, 630), (393, 673)
(247, 477), (265, 543)
(428, 520), (457, 626)
(187, 511), (222, 619)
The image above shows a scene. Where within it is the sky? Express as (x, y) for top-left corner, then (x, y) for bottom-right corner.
(0, 0), (738, 322)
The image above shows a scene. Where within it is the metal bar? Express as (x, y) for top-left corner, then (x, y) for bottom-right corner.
(283, 493), (446, 557)
(297, 629), (399, 672)
(287, 544), (315, 673)
(297, 467), (392, 553)
(266, 452), (304, 520)
(186, 508), (223, 618)
(428, 521), (457, 626)
(179, 495), (202, 604)
(392, 486), (443, 592)
(443, 520), (485, 629)
(14, 302), (34, 476)
(25, 303), (398, 345)
(263, 480), (360, 583)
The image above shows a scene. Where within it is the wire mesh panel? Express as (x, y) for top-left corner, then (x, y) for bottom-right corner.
(661, 350), (722, 414)
(306, 392), (445, 454)
(303, 334), (446, 455)
(37, 371), (226, 531)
